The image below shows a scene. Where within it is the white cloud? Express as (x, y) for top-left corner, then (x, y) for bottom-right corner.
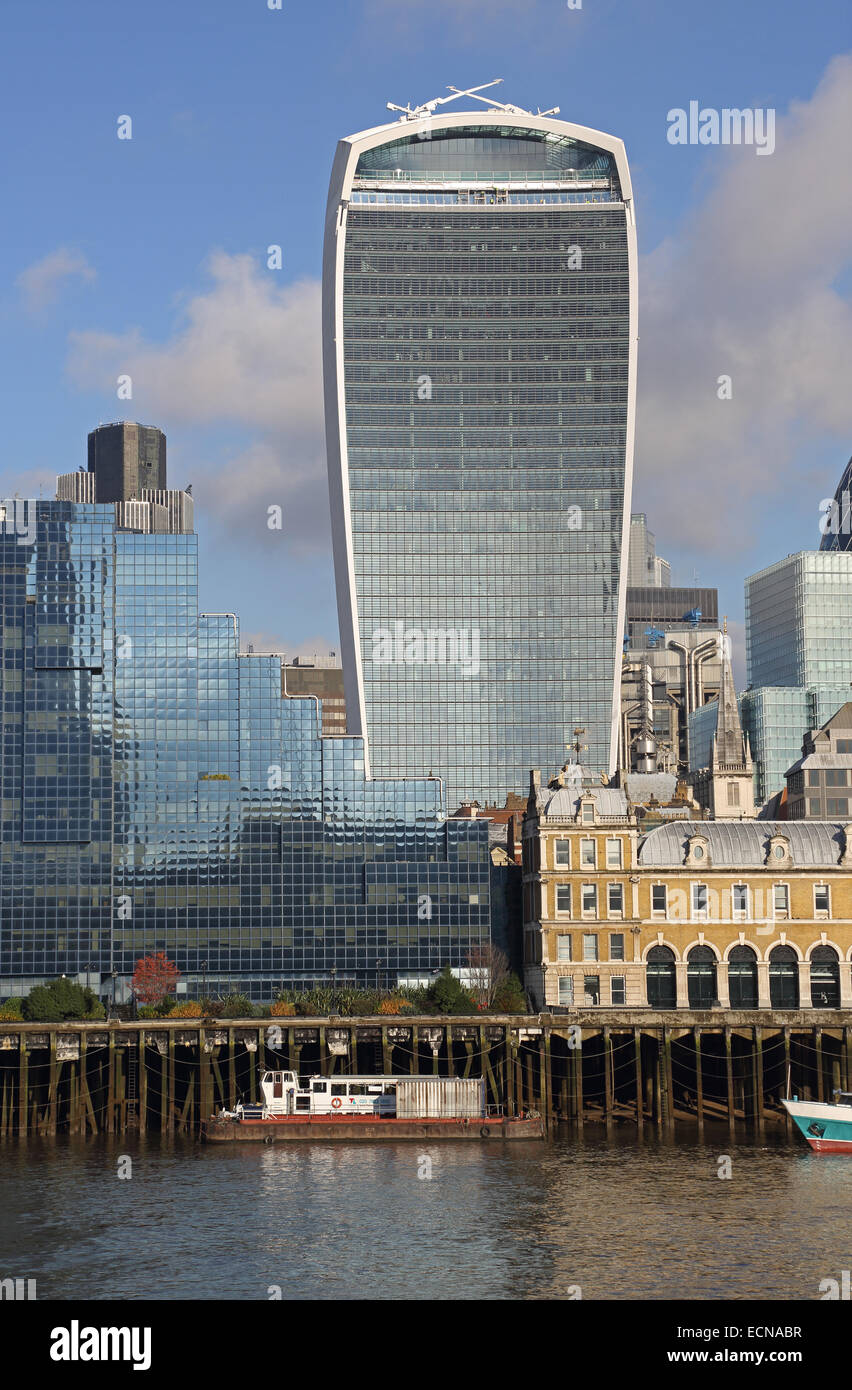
(636, 54), (852, 557)
(66, 253), (328, 553)
(17, 248), (96, 313)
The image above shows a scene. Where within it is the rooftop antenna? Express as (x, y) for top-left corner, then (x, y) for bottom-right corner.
(387, 80), (558, 121)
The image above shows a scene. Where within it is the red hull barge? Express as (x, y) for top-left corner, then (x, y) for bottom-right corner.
(202, 1113), (545, 1143)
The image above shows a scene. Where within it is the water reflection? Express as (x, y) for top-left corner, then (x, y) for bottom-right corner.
(0, 1131), (842, 1301)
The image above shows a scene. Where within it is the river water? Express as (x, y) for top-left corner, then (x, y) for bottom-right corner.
(0, 1130), (847, 1301)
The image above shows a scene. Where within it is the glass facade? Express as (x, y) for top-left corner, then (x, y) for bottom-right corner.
(819, 453), (852, 552)
(326, 118), (636, 809)
(0, 500), (490, 998)
(745, 552), (852, 687)
(744, 551), (852, 803)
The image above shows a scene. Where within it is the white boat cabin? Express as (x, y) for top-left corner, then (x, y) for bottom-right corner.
(259, 1071), (399, 1116)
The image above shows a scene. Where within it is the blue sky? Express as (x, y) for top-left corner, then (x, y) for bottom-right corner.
(1, 0), (850, 680)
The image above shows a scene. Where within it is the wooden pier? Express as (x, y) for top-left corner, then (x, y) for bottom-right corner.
(0, 1010), (849, 1138)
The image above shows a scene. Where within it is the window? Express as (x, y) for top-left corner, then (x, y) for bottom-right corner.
(608, 883), (624, 916)
(606, 838), (622, 869)
(582, 803), (595, 824)
(837, 739), (852, 754)
(581, 884), (597, 916)
(558, 976), (573, 1005)
(651, 884), (667, 916)
(554, 838), (571, 867)
(827, 798), (849, 816)
(691, 883), (708, 919)
(555, 934), (573, 964)
(331, 1083), (347, 1096)
(814, 884), (830, 916)
(580, 838), (596, 868)
(583, 975), (600, 1005)
(809, 799), (821, 816)
(732, 883), (749, 919)
(556, 884), (572, 915)
(582, 933), (598, 962)
(610, 932), (625, 961)
(808, 769), (821, 786)
(825, 768), (847, 786)
(727, 782), (740, 807)
(312, 1081), (328, 1093)
(610, 976), (626, 1005)
(773, 883), (789, 918)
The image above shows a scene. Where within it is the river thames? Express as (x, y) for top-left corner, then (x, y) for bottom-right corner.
(0, 1130), (846, 1301)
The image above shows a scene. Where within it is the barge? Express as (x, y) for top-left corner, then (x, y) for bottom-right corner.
(202, 1069), (545, 1142)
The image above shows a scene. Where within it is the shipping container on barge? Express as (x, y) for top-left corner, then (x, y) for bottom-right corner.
(202, 1070), (545, 1142)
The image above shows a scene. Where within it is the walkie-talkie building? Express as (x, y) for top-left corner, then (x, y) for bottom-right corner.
(323, 90), (637, 808)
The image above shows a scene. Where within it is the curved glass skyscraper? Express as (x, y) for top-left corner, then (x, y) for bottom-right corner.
(323, 101), (637, 808)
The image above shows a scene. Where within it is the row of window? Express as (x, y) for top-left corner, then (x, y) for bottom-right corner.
(553, 944), (846, 1008)
(548, 881), (832, 920)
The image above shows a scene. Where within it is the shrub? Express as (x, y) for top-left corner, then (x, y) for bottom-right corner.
(491, 973), (528, 1014)
(23, 977), (95, 1022)
(270, 1000), (296, 1017)
(378, 997), (408, 1015)
(83, 999), (107, 1020)
(0, 998), (23, 1021)
(219, 993), (256, 1018)
(167, 1000), (203, 1019)
(137, 1004), (159, 1019)
(426, 965), (475, 1016)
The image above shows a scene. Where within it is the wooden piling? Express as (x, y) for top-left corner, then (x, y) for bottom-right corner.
(48, 1032), (58, 1137)
(543, 1032), (553, 1130)
(634, 1029), (644, 1133)
(573, 1031), (584, 1129)
(754, 1027), (765, 1137)
(228, 1028), (236, 1110)
(724, 1028), (736, 1133)
(603, 1028), (613, 1133)
(693, 1028), (704, 1133)
(17, 1050), (26, 1136)
(815, 1029), (824, 1103)
(107, 1031), (116, 1134)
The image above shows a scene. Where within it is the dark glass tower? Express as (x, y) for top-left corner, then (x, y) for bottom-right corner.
(323, 103), (637, 808)
(87, 422), (167, 502)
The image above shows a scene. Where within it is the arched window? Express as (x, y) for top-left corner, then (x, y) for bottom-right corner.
(687, 945), (717, 1008)
(769, 944), (799, 1008)
(646, 944), (677, 1008)
(728, 944), (758, 1009)
(810, 945), (840, 1009)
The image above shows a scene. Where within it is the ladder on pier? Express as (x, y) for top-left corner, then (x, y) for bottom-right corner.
(126, 1046), (139, 1125)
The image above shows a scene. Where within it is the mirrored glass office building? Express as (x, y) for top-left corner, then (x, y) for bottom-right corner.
(0, 464), (489, 1000)
(323, 102), (638, 808)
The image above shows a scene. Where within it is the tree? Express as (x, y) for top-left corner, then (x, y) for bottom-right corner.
(23, 977), (100, 1021)
(131, 953), (180, 1007)
(466, 944), (512, 1009)
(427, 965), (475, 1016)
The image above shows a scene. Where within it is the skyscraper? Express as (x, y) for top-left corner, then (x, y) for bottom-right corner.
(743, 551), (852, 803)
(323, 87), (638, 809)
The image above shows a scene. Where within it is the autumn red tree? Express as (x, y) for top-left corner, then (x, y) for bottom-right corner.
(131, 953), (181, 1006)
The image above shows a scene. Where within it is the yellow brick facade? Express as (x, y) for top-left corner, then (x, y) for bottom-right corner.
(523, 791), (852, 1011)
